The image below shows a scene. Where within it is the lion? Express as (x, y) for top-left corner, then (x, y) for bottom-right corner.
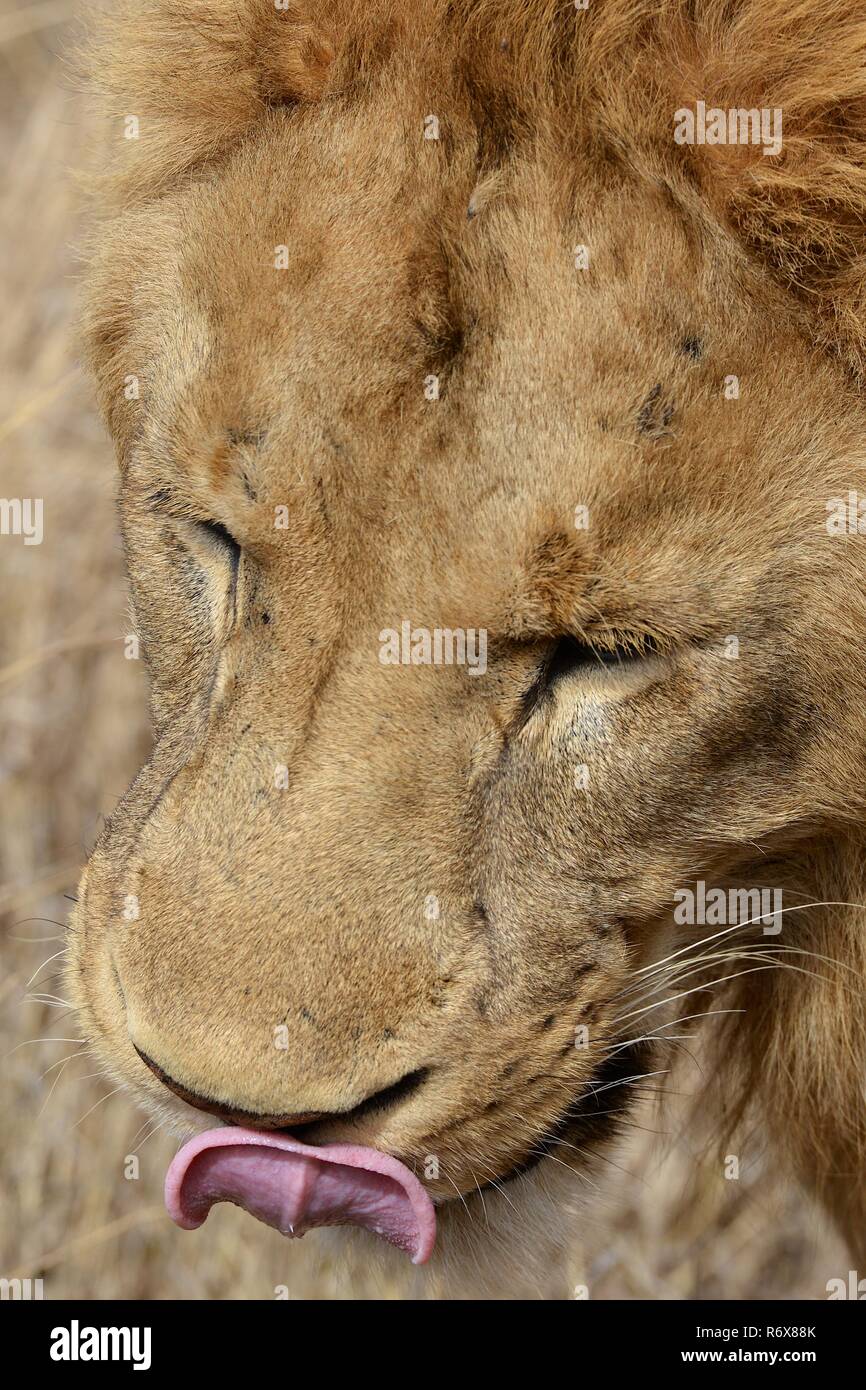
(68, 0), (866, 1299)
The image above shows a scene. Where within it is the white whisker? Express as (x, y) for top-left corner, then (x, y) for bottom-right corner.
(72, 1086), (125, 1129)
(25, 949), (68, 988)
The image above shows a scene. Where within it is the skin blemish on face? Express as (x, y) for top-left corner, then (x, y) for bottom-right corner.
(636, 383), (675, 438)
(473, 899), (492, 928)
(227, 427), (268, 448)
(145, 486), (172, 510)
(429, 974), (454, 1009)
(567, 697), (613, 746)
(223, 431), (264, 500)
(593, 920), (616, 937)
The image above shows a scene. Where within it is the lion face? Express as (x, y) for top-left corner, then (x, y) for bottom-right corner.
(70, 0), (866, 1277)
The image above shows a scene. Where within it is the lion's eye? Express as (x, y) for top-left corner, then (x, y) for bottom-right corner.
(519, 634), (656, 727)
(545, 634), (653, 682)
(196, 518), (239, 553)
(194, 519), (241, 575)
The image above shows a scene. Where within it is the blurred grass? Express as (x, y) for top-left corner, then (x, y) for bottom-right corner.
(0, 0), (848, 1300)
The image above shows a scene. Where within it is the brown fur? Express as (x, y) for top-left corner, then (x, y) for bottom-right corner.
(69, 0), (866, 1297)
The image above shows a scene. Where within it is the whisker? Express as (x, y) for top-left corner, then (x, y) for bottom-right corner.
(7, 1037), (85, 1055)
(38, 1052), (83, 1117)
(565, 1139), (644, 1183)
(13, 917), (69, 931)
(127, 1116), (156, 1147)
(442, 1169), (473, 1222)
(622, 900), (866, 996)
(606, 1006), (744, 1039)
(72, 1086), (126, 1129)
(473, 1165), (519, 1215)
(9, 933), (66, 943)
(464, 1163), (490, 1229)
(624, 948), (849, 1017)
(526, 1145), (594, 1184)
(130, 1118), (172, 1154)
(614, 959), (838, 1027)
(585, 1068), (670, 1099)
(39, 1045), (89, 1080)
(25, 949), (67, 989)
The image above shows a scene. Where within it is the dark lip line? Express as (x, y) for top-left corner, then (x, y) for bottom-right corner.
(134, 1043), (431, 1133)
(478, 1037), (654, 1193)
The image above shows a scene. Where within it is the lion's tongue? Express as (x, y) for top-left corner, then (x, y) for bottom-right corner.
(165, 1127), (436, 1264)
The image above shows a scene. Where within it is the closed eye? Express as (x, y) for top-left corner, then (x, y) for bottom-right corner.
(194, 519), (241, 578)
(518, 633), (660, 727)
(545, 633), (658, 682)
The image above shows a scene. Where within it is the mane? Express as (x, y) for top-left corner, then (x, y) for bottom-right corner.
(82, 0), (866, 373)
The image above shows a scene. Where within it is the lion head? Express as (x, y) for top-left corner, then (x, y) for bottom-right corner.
(69, 0), (866, 1296)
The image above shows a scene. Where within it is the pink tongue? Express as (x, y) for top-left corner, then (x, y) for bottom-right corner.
(165, 1127), (436, 1264)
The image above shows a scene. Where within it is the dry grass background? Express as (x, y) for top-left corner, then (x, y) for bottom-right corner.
(0, 0), (851, 1300)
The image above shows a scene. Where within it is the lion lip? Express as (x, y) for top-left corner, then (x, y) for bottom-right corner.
(165, 1126), (436, 1264)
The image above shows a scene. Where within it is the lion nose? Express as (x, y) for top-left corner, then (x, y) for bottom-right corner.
(133, 1045), (428, 1130)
